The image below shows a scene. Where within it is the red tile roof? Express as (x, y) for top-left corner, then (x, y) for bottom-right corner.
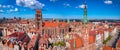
(7, 20), (19, 23)
(30, 28), (36, 32)
(20, 20), (28, 24)
(103, 45), (112, 50)
(89, 30), (97, 35)
(117, 39), (120, 48)
(23, 35), (30, 43)
(59, 22), (67, 27)
(68, 34), (83, 49)
(43, 21), (58, 27)
(28, 35), (38, 48)
(68, 39), (74, 48)
(75, 37), (83, 48)
(7, 32), (25, 40)
(39, 47), (42, 50)
(4, 41), (9, 46)
(107, 28), (113, 32)
(68, 38), (83, 49)
(44, 34), (49, 38)
(112, 48), (117, 50)
(89, 35), (96, 44)
(9, 43), (14, 48)
(98, 28), (104, 34)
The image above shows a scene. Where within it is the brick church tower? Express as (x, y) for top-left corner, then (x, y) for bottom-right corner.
(35, 10), (42, 34)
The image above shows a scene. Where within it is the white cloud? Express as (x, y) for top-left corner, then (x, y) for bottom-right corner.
(7, 5), (14, 8)
(50, 0), (57, 2)
(9, 9), (14, 12)
(9, 8), (18, 12)
(0, 4), (1, 7)
(0, 4), (16, 13)
(2, 5), (6, 8)
(0, 4), (14, 8)
(63, 3), (71, 7)
(16, 0), (45, 9)
(0, 10), (4, 12)
(15, 8), (18, 11)
(76, 4), (86, 9)
(104, 0), (112, 4)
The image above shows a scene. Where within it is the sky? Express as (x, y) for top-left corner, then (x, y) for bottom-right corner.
(0, 0), (120, 19)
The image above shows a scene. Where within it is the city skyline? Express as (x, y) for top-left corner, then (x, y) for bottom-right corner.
(0, 0), (120, 19)
(0, 0), (120, 50)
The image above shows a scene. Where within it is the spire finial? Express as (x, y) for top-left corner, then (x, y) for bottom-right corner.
(84, 0), (86, 4)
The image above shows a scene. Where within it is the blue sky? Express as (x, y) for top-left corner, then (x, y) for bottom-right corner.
(0, 0), (120, 19)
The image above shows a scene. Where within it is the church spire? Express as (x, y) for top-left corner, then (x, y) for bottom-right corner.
(83, 0), (88, 23)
